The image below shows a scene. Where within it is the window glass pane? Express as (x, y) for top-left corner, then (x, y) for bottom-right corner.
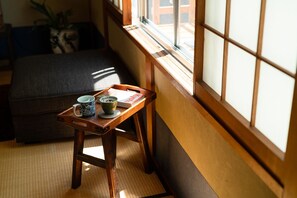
(229, 0), (261, 51)
(256, 62), (295, 152)
(179, 0), (195, 59)
(205, 0), (226, 33)
(181, 0), (189, 5)
(147, 0), (174, 42)
(262, 0), (297, 75)
(226, 44), (255, 121)
(119, 0), (122, 10)
(203, 30), (224, 95)
(132, 0), (138, 19)
(114, 0), (119, 8)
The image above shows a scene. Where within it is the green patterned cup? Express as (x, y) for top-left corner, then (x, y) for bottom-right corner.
(99, 96), (118, 115)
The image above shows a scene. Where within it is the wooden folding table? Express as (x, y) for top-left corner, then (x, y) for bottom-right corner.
(57, 84), (156, 198)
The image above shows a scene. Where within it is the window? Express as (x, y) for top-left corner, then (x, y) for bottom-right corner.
(195, 0), (297, 182)
(139, 0), (196, 71)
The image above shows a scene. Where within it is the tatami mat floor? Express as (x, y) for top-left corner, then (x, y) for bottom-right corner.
(0, 136), (167, 198)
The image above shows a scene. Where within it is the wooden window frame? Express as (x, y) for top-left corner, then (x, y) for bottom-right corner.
(194, 0), (297, 190)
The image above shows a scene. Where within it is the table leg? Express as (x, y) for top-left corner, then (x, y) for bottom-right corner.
(133, 112), (154, 173)
(72, 129), (85, 189)
(102, 130), (119, 198)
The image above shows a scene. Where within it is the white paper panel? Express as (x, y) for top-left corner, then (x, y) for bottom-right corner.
(262, 0), (297, 74)
(226, 44), (255, 121)
(229, 0), (261, 51)
(203, 30), (224, 95)
(256, 62), (294, 152)
(205, 0), (226, 33)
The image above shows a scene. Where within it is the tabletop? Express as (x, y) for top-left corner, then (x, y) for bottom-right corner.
(57, 84), (156, 135)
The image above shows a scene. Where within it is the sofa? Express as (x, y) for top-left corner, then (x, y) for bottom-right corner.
(9, 49), (136, 143)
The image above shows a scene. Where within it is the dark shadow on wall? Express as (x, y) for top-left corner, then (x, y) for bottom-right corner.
(155, 113), (218, 198)
(0, 22), (105, 59)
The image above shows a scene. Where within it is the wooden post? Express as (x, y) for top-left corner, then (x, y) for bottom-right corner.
(122, 0), (132, 25)
(145, 57), (156, 155)
(283, 78), (297, 198)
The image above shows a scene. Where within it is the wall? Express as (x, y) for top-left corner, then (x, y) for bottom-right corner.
(89, 1), (277, 197)
(155, 113), (217, 197)
(0, 0), (102, 58)
(90, 0), (104, 35)
(1, 0), (89, 27)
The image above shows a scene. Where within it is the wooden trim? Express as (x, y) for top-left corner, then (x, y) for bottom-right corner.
(221, 42), (228, 100)
(195, 81), (285, 182)
(202, 24), (295, 78)
(145, 57), (156, 154)
(251, 61), (260, 126)
(283, 77), (297, 197)
(251, 0), (267, 126)
(122, 0), (132, 25)
(221, 0), (231, 100)
(146, 57), (155, 92)
(193, 0), (205, 88)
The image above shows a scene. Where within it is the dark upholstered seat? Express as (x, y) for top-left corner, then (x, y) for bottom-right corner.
(9, 49), (136, 142)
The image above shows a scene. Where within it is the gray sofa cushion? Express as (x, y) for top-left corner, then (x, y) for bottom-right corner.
(10, 49), (135, 116)
(9, 49), (136, 142)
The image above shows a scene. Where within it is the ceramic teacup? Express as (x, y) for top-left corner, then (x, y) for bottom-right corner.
(73, 95), (96, 117)
(99, 96), (118, 115)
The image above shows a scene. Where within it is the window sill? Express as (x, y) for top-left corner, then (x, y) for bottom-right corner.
(123, 25), (193, 95)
